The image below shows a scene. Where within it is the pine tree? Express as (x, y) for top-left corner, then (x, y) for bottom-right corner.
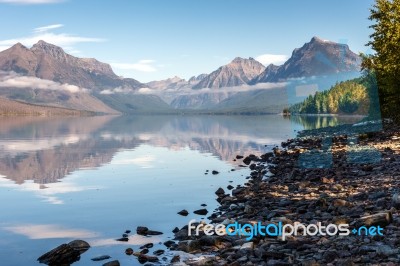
(362, 0), (400, 120)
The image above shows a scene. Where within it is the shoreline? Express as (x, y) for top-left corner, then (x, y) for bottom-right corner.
(171, 120), (400, 265)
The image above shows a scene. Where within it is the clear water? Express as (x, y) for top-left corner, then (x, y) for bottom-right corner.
(0, 115), (361, 265)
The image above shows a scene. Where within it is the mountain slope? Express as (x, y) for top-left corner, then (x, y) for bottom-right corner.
(254, 36), (361, 83)
(0, 97), (92, 115)
(192, 57), (265, 89)
(250, 64), (280, 84)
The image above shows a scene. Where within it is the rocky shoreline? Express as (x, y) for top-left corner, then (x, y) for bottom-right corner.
(170, 120), (400, 265)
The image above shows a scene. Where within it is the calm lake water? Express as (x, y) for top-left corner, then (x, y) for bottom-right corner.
(0, 115), (364, 265)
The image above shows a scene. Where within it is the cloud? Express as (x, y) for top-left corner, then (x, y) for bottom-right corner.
(34, 24), (64, 33)
(0, 72), (89, 93)
(100, 86), (135, 95)
(0, 24), (104, 53)
(111, 60), (157, 72)
(255, 54), (288, 66)
(0, 0), (63, 4)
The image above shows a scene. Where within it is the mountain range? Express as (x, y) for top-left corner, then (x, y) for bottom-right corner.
(0, 36), (362, 114)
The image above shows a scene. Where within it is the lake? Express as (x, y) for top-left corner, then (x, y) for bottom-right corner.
(0, 115), (363, 265)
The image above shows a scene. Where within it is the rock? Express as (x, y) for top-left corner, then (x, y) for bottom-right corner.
(140, 243), (153, 249)
(193, 208), (208, 215)
(171, 255), (180, 263)
(146, 230), (163, 235)
(153, 249), (164, 256)
(333, 199), (348, 207)
(91, 255), (111, 261)
(232, 187), (245, 196)
(212, 170), (220, 175)
(125, 248), (134, 255)
(140, 248), (149, 254)
(227, 185), (234, 190)
(136, 226), (162, 235)
(392, 193), (400, 209)
(240, 242), (253, 250)
(37, 240), (90, 265)
(172, 227), (180, 233)
(67, 240), (90, 254)
(369, 191), (386, 200)
(357, 211), (393, 226)
(138, 254), (159, 263)
(136, 226), (149, 235)
(115, 237), (129, 242)
(164, 240), (176, 248)
(215, 187), (225, 195)
(177, 209), (189, 216)
(323, 250), (338, 263)
(376, 245), (397, 256)
(125, 230), (131, 234)
(236, 155), (244, 159)
(102, 260), (120, 266)
(243, 156), (252, 165)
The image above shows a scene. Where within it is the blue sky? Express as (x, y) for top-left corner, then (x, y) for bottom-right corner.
(0, 0), (375, 82)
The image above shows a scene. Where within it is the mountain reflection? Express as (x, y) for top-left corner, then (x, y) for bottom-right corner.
(0, 115), (295, 185)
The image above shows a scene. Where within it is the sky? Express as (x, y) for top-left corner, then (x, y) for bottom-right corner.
(0, 0), (375, 82)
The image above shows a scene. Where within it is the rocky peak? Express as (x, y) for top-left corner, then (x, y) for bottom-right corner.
(31, 40), (67, 61)
(253, 37), (361, 83)
(78, 58), (115, 76)
(192, 57), (265, 89)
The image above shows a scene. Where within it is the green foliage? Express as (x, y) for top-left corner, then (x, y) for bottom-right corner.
(289, 79), (370, 115)
(363, 0), (400, 120)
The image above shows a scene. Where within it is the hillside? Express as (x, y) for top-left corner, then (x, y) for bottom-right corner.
(288, 79), (370, 115)
(0, 97), (92, 116)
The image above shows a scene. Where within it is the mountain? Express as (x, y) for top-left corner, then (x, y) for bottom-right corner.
(250, 64), (280, 84)
(146, 76), (190, 90)
(253, 36), (361, 83)
(188, 74), (208, 84)
(192, 57), (265, 89)
(0, 41), (172, 114)
(0, 41), (142, 91)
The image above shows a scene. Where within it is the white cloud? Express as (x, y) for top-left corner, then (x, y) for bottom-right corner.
(0, 72), (89, 93)
(255, 54), (288, 66)
(0, 0), (63, 4)
(100, 86), (135, 95)
(111, 60), (157, 72)
(34, 24), (64, 33)
(0, 24), (104, 53)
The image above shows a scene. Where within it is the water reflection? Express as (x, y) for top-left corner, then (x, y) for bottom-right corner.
(287, 115), (365, 130)
(0, 115), (296, 185)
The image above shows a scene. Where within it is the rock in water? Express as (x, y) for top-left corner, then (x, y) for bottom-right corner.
(68, 240), (90, 254)
(136, 226), (149, 235)
(177, 209), (189, 216)
(91, 255), (111, 261)
(193, 208), (208, 215)
(102, 260), (120, 266)
(37, 240), (90, 265)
